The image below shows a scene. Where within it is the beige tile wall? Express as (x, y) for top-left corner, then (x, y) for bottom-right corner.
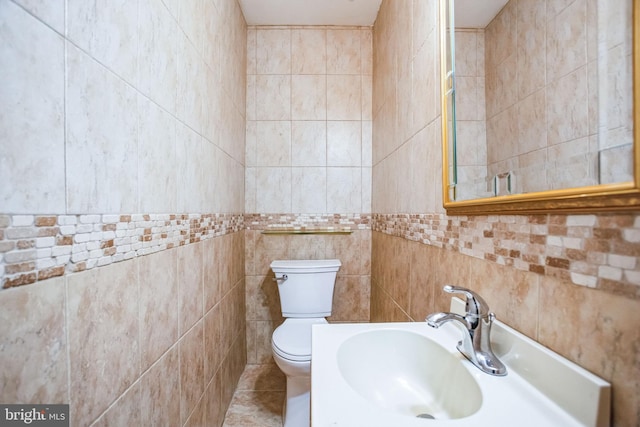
(1, 0), (246, 215)
(481, 0), (634, 193)
(371, 230), (640, 427)
(244, 26), (374, 364)
(0, 213), (244, 289)
(245, 26), (373, 214)
(453, 29), (489, 199)
(244, 215), (371, 363)
(372, 1), (640, 426)
(372, 0), (442, 214)
(1, 1), (247, 426)
(0, 234), (246, 427)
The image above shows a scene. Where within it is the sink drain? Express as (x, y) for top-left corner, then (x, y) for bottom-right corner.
(416, 413), (436, 420)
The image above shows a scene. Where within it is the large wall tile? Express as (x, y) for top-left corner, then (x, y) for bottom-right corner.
(324, 231), (370, 275)
(140, 347), (181, 427)
(256, 75), (291, 120)
(176, 123), (205, 213)
(516, 0), (546, 99)
(2, 0), (246, 425)
(138, 0), (178, 114)
(67, 0), (138, 84)
(538, 276), (640, 427)
(546, 66), (589, 145)
(256, 168), (292, 213)
(246, 29), (257, 75)
(177, 0), (205, 55)
(90, 382), (141, 427)
(204, 237), (223, 311)
(408, 241), (438, 321)
(327, 75), (362, 120)
(327, 167), (362, 213)
(176, 32), (205, 133)
(327, 121), (362, 167)
(184, 396), (206, 427)
(327, 29), (361, 75)
(247, 26), (371, 217)
(291, 167), (327, 213)
(287, 234), (326, 260)
(360, 29), (373, 75)
(67, 262), (139, 426)
(0, 277), (67, 404)
(139, 249), (178, 369)
(256, 121), (291, 167)
(330, 275), (370, 322)
(137, 96), (177, 213)
(362, 75), (373, 121)
(0, 2), (65, 214)
(66, 45), (138, 214)
(179, 320), (205, 426)
(12, 0), (65, 33)
(203, 65), (223, 145)
(291, 121), (327, 167)
(292, 29), (326, 74)
(256, 29), (291, 74)
(546, 0), (588, 83)
(205, 302), (224, 382)
(245, 167), (257, 212)
(362, 166), (372, 213)
(205, 371), (225, 427)
(178, 242), (204, 335)
(291, 75), (327, 120)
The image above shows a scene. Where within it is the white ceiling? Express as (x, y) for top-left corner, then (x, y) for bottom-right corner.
(455, 0), (509, 28)
(238, 0), (383, 26)
(238, 0), (508, 29)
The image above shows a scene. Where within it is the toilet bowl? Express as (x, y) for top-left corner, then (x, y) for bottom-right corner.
(272, 318), (327, 427)
(270, 259), (341, 427)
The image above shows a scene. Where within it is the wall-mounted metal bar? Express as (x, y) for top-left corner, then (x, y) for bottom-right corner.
(260, 229), (353, 235)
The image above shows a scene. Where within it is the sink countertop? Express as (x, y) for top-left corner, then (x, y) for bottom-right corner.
(311, 320), (610, 427)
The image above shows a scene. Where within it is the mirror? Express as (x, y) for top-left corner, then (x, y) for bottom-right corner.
(440, 0), (640, 214)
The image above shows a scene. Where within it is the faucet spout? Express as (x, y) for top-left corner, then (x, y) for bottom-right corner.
(426, 312), (471, 330)
(426, 286), (507, 376)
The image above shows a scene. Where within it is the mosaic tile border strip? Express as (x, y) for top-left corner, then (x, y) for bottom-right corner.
(5, 211), (638, 298)
(244, 213), (372, 230)
(0, 213), (244, 289)
(373, 213), (640, 299)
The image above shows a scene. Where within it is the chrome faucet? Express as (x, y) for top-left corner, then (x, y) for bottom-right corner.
(426, 285), (507, 376)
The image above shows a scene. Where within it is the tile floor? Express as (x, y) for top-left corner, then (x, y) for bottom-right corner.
(222, 364), (286, 427)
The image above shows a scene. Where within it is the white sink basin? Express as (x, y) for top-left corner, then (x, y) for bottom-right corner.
(337, 329), (482, 420)
(312, 299), (611, 427)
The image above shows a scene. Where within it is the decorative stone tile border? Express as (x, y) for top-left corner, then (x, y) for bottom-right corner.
(373, 213), (640, 299)
(4, 211), (638, 299)
(0, 213), (244, 289)
(244, 213), (372, 230)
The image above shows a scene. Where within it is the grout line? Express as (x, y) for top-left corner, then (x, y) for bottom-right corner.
(63, 0), (71, 411)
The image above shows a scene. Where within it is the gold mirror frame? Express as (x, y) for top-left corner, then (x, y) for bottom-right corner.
(440, 0), (640, 215)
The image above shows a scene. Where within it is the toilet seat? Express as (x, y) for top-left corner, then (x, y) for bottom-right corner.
(272, 318), (327, 362)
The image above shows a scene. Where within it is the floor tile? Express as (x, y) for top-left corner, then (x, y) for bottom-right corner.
(223, 364), (285, 427)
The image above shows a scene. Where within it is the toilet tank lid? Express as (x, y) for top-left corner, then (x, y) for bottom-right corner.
(270, 259), (341, 270)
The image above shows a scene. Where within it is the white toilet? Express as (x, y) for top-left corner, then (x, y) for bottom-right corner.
(270, 259), (342, 427)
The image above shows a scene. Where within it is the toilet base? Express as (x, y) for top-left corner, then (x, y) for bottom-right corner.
(282, 375), (311, 427)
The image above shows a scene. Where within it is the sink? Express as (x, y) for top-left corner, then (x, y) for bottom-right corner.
(337, 329), (481, 419)
(311, 298), (611, 427)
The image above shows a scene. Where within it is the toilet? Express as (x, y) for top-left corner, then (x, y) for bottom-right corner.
(270, 259), (342, 427)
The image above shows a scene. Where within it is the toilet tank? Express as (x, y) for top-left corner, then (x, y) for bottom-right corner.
(270, 259), (342, 318)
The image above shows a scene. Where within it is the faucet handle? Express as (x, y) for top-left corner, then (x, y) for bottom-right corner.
(443, 285), (490, 318)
